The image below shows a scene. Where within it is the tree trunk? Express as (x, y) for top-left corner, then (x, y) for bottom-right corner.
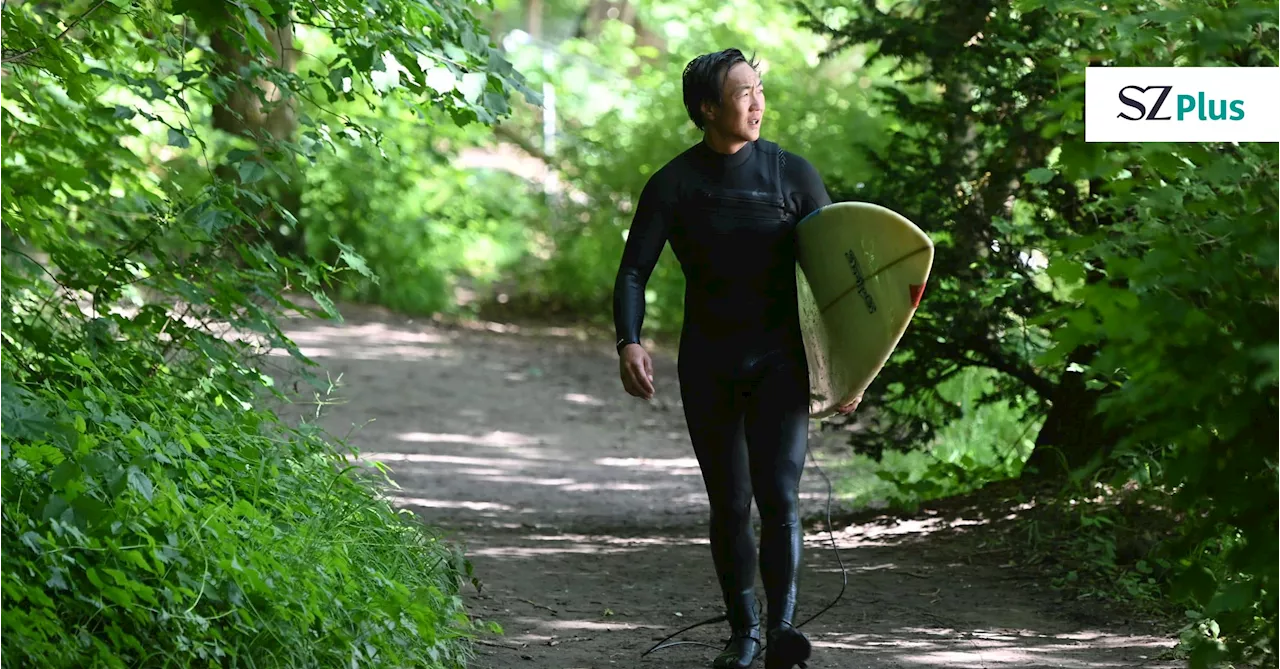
(207, 8), (303, 257)
(1023, 345), (1124, 479)
(524, 0), (543, 38)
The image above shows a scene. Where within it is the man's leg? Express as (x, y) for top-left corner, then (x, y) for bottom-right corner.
(744, 358), (811, 667)
(680, 368), (760, 667)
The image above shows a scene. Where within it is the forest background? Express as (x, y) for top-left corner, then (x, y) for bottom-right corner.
(2, 0), (1276, 667)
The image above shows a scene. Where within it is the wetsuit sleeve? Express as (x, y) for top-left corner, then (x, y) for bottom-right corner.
(613, 173), (673, 351)
(785, 152), (832, 220)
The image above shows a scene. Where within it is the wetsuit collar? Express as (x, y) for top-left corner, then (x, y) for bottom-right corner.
(697, 138), (754, 169)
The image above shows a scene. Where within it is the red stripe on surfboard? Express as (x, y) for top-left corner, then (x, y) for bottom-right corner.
(909, 283), (925, 308)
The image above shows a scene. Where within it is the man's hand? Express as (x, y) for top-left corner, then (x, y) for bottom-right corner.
(837, 393), (863, 414)
(619, 343), (655, 400)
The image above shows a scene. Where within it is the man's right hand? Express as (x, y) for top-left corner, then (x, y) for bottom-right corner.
(619, 343), (655, 400)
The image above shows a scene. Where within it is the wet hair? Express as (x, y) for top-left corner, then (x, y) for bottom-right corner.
(682, 48), (760, 130)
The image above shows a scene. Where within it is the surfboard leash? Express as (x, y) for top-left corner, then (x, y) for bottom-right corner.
(640, 444), (848, 660)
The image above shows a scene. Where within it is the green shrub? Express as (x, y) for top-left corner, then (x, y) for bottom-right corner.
(0, 1), (527, 665)
(837, 368), (1041, 509)
(2, 337), (482, 667)
(300, 105), (543, 317)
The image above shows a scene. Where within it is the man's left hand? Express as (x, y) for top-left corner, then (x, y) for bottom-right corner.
(837, 393), (863, 414)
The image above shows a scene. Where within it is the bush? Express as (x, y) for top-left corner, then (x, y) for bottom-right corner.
(1, 330), (482, 667)
(0, 1), (527, 665)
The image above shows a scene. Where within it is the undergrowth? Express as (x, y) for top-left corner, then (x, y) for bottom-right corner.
(1, 342), (489, 667)
(0, 239), (501, 668)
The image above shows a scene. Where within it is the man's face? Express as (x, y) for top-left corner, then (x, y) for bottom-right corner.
(705, 61), (764, 142)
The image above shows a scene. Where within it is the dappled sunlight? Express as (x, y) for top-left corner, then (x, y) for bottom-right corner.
(397, 430), (541, 447)
(463, 474), (578, 486)
(273, 310), (1178, 669)
(523, 534), (707, 548)
(459, 526), (1179, 668)
(454, 467), (510, 477)
(811, 628), (1176, 667)
(594, 456), (702, 478)
(390, 496), (524, 512)
(546, 619), (656, 632)
(559, 482), (674, 492)
(359, 452), (551, 468)
(563, 392), (605, 406)
(393, 430), (568, 462)
(268, 342), (459, 361)
(833, 515), (993, 547)
(472, 544), (646, 558)
(272, 322), (460, 362)
(468, 530), (711, 559)
(287, 323), (451, 346)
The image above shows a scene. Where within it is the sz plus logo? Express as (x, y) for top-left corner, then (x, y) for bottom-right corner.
(1115, 85), (1245, 122)
(1085, 67), (1278, 142)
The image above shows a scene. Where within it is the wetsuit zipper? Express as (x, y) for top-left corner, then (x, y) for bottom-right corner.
(700, 189), (784, 207)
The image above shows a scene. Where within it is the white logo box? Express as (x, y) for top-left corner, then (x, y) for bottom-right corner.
(1085, 67), (1280, 142)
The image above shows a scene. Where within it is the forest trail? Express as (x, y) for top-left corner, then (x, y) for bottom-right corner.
(280, 304), (1180, 669)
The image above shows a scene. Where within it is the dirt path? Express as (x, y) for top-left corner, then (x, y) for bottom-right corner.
(278, 306), (1180, 669)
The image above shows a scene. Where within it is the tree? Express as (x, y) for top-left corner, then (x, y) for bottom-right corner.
(1, 0), (537, 664)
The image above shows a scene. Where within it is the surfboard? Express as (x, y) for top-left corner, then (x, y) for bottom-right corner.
(794, 202), (934, 419)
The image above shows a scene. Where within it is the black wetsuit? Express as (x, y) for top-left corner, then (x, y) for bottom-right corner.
(613, 138), (831, 633)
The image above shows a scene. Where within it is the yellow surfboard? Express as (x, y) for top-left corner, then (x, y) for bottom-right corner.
(795, 202), (935, 419)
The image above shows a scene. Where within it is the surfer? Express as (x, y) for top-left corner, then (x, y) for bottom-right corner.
(613, 48), (860, 669)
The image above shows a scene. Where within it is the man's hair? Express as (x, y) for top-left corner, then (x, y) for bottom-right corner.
(682, 48), (760, 130)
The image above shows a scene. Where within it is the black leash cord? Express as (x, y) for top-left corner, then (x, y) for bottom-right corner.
(641, 444), (848, 659)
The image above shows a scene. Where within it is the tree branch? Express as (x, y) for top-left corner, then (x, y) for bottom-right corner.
(2, 0), (110, 65)
(966, 335), (1058, 402)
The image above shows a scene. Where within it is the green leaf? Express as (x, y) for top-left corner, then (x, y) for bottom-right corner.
(1173, 565), (1218, 607)
(42, 494), (70, 522)
(310, 290), (342, 322)
(238, 161), (268, 185)
(126, 466), (155, 502)
(1025, 167), (1056, 184)
(50, 460), (80, 489)
(167, 128), (190, 148)
(2, 390), (56, 441)
(1189, 639), (1227, 669)
(331, 237), (378, 283)
(242, 0), (276, 20)
(197, 208), (229, 235)
(1206, 580), (1257, 616)
(20, 531), (44, 551)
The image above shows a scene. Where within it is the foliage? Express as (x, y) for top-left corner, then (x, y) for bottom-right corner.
(2, 0), (526, 665)
(0, 333), (485, 667)
(1031, 4), (1277, 666)
(798, 0), (1085, 457)
(480, 0), (889, 330)
(805, 0), (1277, 664)
(298, 102), (543, 316)
(868, 368), (1040, 510)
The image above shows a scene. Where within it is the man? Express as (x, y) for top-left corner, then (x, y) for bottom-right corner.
(613, 48), (859, 669)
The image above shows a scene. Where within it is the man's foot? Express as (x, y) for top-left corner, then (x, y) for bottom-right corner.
(712, 627), (761, 669)
(764, 624), (811, 669)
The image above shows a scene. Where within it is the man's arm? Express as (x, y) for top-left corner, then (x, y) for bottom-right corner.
(785, 152), (833, 220)
(613, 173), (672, 352)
